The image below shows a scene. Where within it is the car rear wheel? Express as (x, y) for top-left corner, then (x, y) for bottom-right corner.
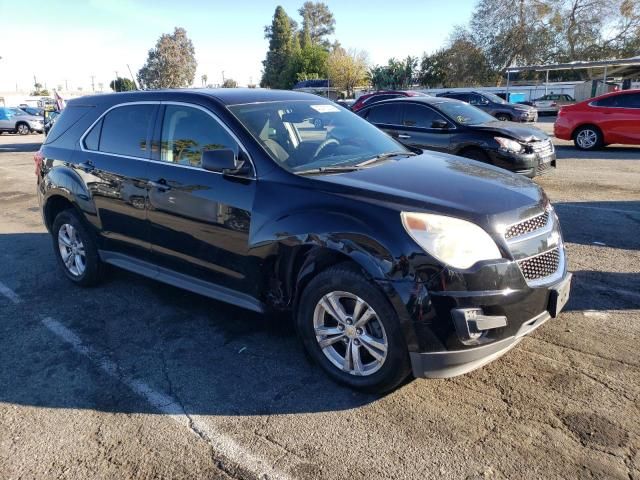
(495, 113), (511, 121)
(297, 263), (411, 393)
(16, 122), (30, 135)
(573, 126), (603, 150)
(52, 209), (104, 286)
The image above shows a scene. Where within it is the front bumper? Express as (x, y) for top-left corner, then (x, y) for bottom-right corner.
(407, 271), (572, 378)
(489, 149), (556, 177)
(516, 110), (538, 122)
(410, 310), (548, 378)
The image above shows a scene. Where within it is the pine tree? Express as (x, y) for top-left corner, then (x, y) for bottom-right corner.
(261, 6), (295, 89)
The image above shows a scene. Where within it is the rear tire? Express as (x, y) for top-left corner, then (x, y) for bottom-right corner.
(52, 209), (104, 287)
(297, 263), (411, 393)
(573, 125), (603, 151)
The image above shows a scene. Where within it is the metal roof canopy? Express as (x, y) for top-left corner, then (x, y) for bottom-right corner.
(504, 57), (640, 95)
(506, 56), (640, 74)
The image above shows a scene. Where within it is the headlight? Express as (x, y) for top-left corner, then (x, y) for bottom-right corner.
(400, 212), (502, 269)
(495, 136), (523, 153)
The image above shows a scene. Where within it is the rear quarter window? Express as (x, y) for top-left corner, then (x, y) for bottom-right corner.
(44, 105), (94, 144)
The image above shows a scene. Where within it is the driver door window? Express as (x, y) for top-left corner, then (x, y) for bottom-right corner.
(402, 104), (447, 129)
(160, 105), (239, 167)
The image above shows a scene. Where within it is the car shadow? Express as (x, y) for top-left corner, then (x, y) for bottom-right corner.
(554, 144), (640, 160)
(554, 201), (640, 250)
(0, 140), (42, 153)
(565, 270), (640, 312)
(0, 232), (378, 416)
(0, 227), (636, 416)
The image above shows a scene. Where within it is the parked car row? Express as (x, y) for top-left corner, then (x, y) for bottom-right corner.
(355, 96), (555, 177)
(0, 107), (44, 135)
(37, 89), (571, 393)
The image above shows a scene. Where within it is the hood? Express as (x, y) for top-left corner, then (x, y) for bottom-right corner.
(311, 152), (545, 221)
(471, 121), (548, 142)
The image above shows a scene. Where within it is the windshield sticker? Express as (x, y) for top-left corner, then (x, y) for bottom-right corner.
(310, 104), (340, 113)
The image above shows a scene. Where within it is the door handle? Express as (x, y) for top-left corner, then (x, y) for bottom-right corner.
(398, 134), (411, 139)
(147, 179), (171, 191)
(78, 160), (95, 173)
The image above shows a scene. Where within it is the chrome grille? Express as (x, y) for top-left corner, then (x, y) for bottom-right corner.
(529, 139), (553, 156)
(504, 211), (550, 240)
(517, 248), (560, 281)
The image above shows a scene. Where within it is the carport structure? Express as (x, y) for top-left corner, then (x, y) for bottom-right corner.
(505, 56), (640, 94)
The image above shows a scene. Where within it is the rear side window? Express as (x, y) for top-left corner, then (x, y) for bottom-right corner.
(97, 104), (156, 158)
(160, 105), (238, 167)
(617, 93), (640, 108)
(366, 103), (402, 125)
(44, 105), (94, 144)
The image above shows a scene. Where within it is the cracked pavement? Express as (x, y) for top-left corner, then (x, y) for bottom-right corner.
(0, 131), (639, 479)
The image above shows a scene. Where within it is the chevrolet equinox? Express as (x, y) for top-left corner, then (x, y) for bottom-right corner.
(36, 89), (571, 393)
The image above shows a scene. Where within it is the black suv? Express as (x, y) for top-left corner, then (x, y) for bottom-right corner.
(357, 97), (556, 177)
(36, 89), (571, 393)
(437, 91), (538, 122)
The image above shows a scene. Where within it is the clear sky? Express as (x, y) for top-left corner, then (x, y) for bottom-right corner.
(0, 0), (476, 92)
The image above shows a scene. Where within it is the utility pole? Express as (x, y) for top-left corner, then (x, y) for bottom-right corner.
(90, 75), (95, 92)
(222, 71), (225, 84)
(126, 64), (138, 90)
(64, 79), (68, 91)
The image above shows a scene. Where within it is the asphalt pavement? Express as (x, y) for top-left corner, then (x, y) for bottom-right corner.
(0, 129), (638, 480)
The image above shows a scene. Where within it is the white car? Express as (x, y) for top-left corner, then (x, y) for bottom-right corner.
(533, 94), (575, 114)
(0, 107), (44, 135)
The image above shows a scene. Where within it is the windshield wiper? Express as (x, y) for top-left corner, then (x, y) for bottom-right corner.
(295, 165), (363, 175)
(355, 151), (415, 167)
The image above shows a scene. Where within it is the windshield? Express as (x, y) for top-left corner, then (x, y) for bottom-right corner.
(482, 92), (508, 104)
(229, 100), (408, 173)
(438, 101), (496, 125)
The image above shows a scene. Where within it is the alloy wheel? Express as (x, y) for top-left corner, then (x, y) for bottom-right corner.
(313, 291), (388, 376)
(576, 129), (598, 149)
(17, 124), (29, 135)
(58, 223), (86, 277)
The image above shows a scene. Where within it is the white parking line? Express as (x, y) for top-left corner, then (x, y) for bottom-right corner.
(41, 317), (292, 480)
(555, 204), (640, 215)
(0, 281), (21, 304)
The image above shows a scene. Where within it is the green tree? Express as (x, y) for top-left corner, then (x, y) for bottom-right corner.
(110, 77), (136, 92)
(137, 27), (197, 89)
(222, 78), (238, 88)
(261, 6), (296, 88)
(298, 1), (335, 48)
(31, 82), (49, 96)
(286, 43), (329, 85)
(368, 56), (417, 90)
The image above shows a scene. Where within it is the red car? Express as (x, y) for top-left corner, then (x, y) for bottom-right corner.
(351, 90), (428, 112)
(554, 89), (640, 150)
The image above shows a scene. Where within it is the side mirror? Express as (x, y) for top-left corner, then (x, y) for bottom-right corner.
(431, 119), (449, 129)
(202, 149), (250, 175)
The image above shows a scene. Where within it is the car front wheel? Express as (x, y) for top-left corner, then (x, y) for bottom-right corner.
(495, 113), (511, 121)
(52, 209), (104, 286)
(16, 123), (30, 135)
(573, 126), (603, 150)
(297, 264), (411, 393)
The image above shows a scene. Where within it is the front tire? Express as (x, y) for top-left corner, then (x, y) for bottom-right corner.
(573, 125), (603, 150)
(495, 113), (511, 121)
(16, 122), (30, 135)
(297, 264), (411, 393)
(52, 209), (104, 286)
